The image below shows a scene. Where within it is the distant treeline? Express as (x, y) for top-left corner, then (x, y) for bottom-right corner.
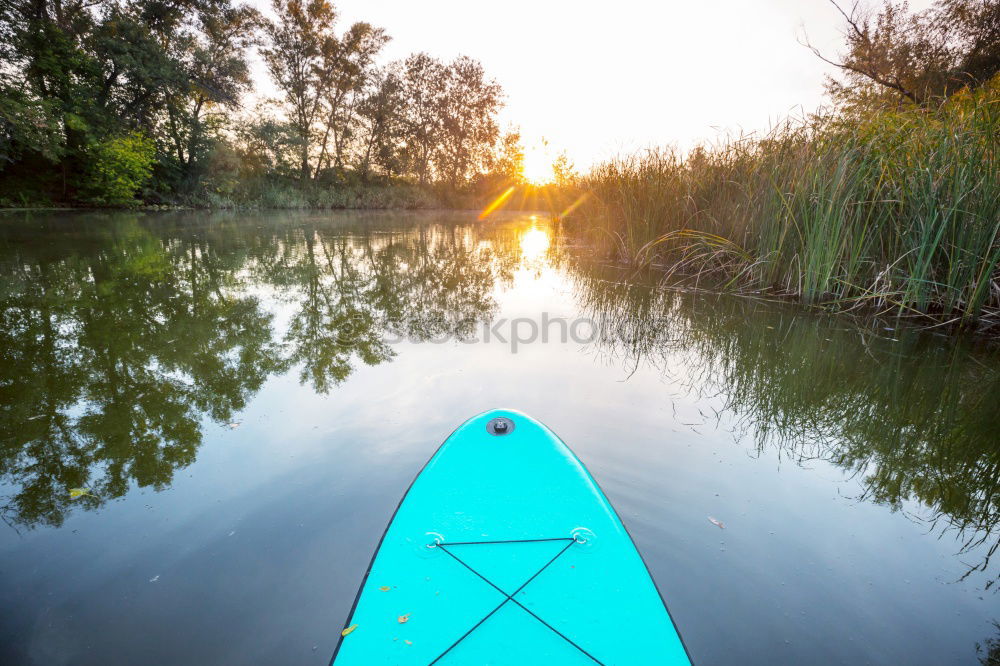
(0, 0), (523, 207)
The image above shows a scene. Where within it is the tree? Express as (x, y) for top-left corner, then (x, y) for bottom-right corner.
(314, 21), (389, 176)
(807, 0), (1000, 109)
(0, 0), (262, 201)
(436, 56), (503, 187)
(356, 64), (407, 179)
(233, 104), (303, 178)
(940, 0), (1000, 86)
(0, 0), (512, 202)
(401, 52), (447, 185)
(492, 127), (525, 182)
(551, 150), (577, 187)
(262, 0), (335, 181)
(2, 0), (108, 188)
(0, 84), (63, 166)
(162, 2), (264, 189)
(83, 131), (156, 206)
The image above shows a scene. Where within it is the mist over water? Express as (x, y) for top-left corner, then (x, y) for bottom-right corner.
(1, 210), (998, 665)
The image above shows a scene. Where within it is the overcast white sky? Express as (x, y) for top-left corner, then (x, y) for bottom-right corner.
(249, 0), (934, 170)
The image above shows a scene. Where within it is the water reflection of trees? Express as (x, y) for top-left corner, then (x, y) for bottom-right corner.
(0, 212), (511, 529)
(978, 622), (1000, 664)
(572, 265), (1000, 587)
(258, 222), (505, 392)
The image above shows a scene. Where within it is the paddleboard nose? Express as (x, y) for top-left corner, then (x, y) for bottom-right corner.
(332, 408), (692, 665)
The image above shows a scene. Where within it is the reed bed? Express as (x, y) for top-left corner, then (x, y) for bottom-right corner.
(566, 82), (1000, 327)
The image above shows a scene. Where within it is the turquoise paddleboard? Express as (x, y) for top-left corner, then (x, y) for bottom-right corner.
(331, 409), (692, 665)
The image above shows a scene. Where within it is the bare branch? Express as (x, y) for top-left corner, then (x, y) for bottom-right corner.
(827, 0), (867, 40)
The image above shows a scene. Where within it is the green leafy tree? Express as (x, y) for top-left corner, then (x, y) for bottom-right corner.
(0, 84), (64, 166)
(0, 0), (263, 202)
(83, 132), (156, 206)
(162, 2), (264, 191)
(0, 0), (512, 202)
(262, 0), (336, 182)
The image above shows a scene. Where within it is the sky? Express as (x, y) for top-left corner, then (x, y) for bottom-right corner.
(250, 0), (935, 172)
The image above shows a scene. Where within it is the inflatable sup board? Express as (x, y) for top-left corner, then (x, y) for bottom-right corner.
(331, 409), (691, 665)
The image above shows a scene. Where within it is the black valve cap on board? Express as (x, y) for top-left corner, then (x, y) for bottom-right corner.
(486, 417), (514, 435)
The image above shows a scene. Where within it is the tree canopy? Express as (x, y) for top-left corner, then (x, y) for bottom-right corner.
(0, 0), (515, 205)
(810, 0), (1000, 109)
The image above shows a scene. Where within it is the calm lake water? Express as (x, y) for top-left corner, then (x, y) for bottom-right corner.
(1, 210), (999, 665)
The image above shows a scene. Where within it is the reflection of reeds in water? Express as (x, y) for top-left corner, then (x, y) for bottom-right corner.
(561, 86), (1000, 328)
(572, 263), (1000, 587)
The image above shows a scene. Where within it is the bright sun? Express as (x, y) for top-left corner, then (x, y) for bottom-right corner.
(522, 145), (554, 185)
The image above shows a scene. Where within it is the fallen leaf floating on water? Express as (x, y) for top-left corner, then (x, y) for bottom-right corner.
(397, 614), (410, 624)
(341, 624), (358, 637)
(708, 516), (725, 529)
(69, 488), (91, 499)
(379, 586), (391, 592)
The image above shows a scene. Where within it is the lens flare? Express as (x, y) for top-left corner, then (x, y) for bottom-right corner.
(558, 193), (589, 219)
(478, 186), (516, 220)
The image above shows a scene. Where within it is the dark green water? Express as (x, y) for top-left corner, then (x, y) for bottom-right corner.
(1, 210), (999, 665)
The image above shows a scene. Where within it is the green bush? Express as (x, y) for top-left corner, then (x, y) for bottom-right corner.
(83, 132), (156, 207)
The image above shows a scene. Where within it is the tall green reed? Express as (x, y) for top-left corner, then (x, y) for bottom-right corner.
(567, 80), (1000, 325)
